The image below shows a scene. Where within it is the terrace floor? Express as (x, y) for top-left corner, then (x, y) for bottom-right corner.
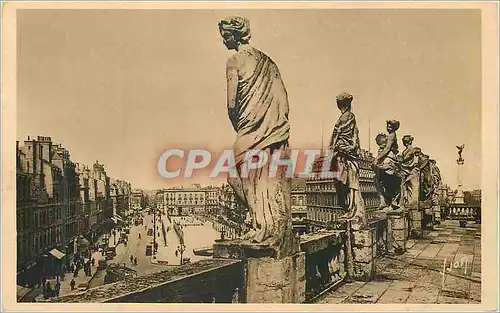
(316, 220), (481, 304)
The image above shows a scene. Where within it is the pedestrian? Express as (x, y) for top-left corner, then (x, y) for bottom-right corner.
(134, 257), (137, 266)
(73, 268), (78, 277)
(46, 281), (53, 298)
(55, 280), (61, 297)
(70, 278), (76, 290)
(130, 255), (134, 263)
(175, 250), (178, 257)
(91, 257), (95, 267)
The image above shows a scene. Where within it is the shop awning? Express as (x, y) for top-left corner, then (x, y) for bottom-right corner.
(49, 248), (65, 260)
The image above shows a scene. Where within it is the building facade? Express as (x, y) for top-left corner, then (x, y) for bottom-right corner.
(16, 136), (130, 287)
(291, 178), (308, 236)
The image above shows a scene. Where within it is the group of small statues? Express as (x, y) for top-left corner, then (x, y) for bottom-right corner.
(327, 93), (443, 231)
(372, 122), (443, 214)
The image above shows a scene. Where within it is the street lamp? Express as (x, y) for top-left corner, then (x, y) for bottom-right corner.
(176, 244), (186, 265)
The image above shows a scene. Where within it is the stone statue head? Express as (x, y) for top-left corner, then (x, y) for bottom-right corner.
(414, 147), (422, 157)
(335, 92), (354, 111)
(218, 16), (252, 50)
(402, 135), (414, 147)
(386, 120), (400, 133)
(375, 133), (387, 148)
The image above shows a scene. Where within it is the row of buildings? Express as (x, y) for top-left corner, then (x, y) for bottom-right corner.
(16, 136), (133, 287)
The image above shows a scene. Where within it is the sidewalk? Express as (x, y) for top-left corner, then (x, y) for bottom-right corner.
(37, 250), (104, 301)
(316, 220), (481, 304)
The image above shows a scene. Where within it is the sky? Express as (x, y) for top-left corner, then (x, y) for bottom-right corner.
(17, 9), (481, 190)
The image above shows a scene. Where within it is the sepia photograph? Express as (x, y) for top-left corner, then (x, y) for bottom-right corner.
(1, 1), (498, 311)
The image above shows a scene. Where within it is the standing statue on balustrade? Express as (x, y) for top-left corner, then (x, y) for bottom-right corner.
(398, 135), (420, 210)
(218, 16), (293, 257)
(328, 92), (367, 231)
(372, 120), (402, 212)
(418, 153), (433, 203)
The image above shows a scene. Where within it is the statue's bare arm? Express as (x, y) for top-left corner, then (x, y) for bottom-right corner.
(226, 55), (239, 131)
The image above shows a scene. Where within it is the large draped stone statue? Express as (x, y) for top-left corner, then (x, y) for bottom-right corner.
(328, 92), (367, 231)
(418, 153), (433, 203)
(429, 159), (443, 206)
(218, 16), (293, 258)
(398, 135), (419, 210)
(373, 120), (402, 212)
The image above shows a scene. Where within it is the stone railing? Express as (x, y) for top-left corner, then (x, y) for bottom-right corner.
(441, 204), (481, 224)
(50, 259), (243, 303)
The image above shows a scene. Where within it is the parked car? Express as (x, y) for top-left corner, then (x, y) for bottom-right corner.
(147, 229), (153, 236)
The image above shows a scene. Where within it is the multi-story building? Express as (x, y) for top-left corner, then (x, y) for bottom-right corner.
(464, 189), (481, 205)
(110, 179), (132, 224)
(16, 136), (81, 286)
(204, 186), (221, 216)
(305, 149), (380, 232)
(217, 184), (246, 238)
(131, 190), (146, 211)
(291, 178), (308, 236)
(17, 136), (130, 287)
(163, 187), (207, 216)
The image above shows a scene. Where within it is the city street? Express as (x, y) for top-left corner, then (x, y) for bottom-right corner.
(111, 212), (170, 275)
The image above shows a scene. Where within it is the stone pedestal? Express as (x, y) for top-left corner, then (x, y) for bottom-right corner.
(433, 205), (441, 224)
(408, 209), (423, 238)
(387, 211), (407, 254)
(213, 239), (305, 303)
(351, 228), (376, 281)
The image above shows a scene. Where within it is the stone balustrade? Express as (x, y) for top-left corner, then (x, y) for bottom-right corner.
(441, 204), (481, 224)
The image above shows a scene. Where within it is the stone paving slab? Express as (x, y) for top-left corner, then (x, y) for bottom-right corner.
(419, 243), (444, 258)
(377, 289), (411, 303)
(316, 281), (364, 304)
(437, 295), (468, 304)
(406, 282), (441, 303)
(344, 281), (392, 303)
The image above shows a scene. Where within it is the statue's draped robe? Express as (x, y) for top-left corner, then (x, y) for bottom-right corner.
(228, 48), (293, 256)
(419, 159), (433, 202)
(400, 146), (419, 209)
(430, 163), (442, 206)
(329, 111), (367, 230)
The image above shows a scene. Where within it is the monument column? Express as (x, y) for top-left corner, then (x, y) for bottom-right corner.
(455, 145), (465, 204)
